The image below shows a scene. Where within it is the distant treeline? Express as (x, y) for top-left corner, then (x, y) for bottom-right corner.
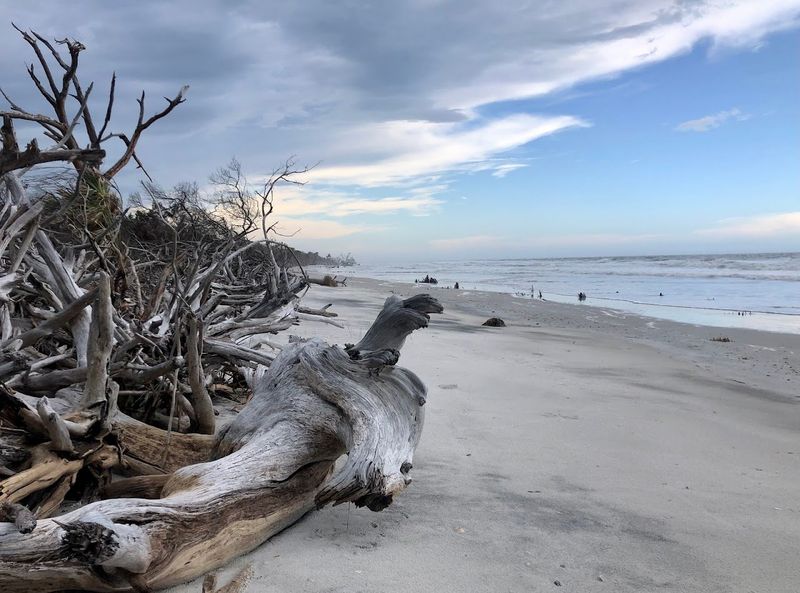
(285, 248), (357, 267)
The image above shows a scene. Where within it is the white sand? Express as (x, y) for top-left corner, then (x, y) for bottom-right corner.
(173, 277), (800, 593)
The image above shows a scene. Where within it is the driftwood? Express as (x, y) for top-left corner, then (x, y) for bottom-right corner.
(307, 275), (347, 287)
(0, 294), (441, 592)
(0, 27), (443, 592)
(297, 303), (337, 317)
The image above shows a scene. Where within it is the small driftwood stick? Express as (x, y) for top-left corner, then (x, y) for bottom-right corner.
(0, 447), (84, 505)
(295, 312), (344, 328)
(113, 357), (184, 384)
(36, 396), (74, 453)
(203, 339), (275, 367)
(81, 272), (113, 410)
(23, 367), (88, 392)
(33, 475), (73, 518)
(186, 316), (214, 434)
(297, 303), (337, 318)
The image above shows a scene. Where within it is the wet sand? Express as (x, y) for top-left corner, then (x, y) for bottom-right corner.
(172, 276), (800, 593)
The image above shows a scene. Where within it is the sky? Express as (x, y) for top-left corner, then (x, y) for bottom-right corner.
(1, 0), (799, 262)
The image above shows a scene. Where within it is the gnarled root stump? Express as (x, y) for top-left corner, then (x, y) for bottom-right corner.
(0, 295), (442, 592)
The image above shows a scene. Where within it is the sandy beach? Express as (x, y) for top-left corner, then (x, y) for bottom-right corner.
(173, 276), (799, 593)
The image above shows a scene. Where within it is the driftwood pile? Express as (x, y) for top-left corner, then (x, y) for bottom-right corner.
(0, 27), (444, 592)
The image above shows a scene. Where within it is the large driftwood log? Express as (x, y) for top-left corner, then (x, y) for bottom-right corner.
(0, 294), (442, 592)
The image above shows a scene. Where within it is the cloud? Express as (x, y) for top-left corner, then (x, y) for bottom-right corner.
(3, 0), (797, 195)
(272, 185), (445, 218)
(695, 212), (800, 238)
(250, 184), (444, 242)
(491, 163), (529, 178)
(430, 1), (800, 110)
(272, 217), (378, 240)
(675, 108), (750, 132)
(2, 1), (799, 259)
(307, 114), (586, 186)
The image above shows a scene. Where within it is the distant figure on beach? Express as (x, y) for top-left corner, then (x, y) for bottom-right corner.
(659, 292), (663, 297)
(578, 292), (587, 301)
(454, 282), (459, 289)
(538, 290), (543, 299)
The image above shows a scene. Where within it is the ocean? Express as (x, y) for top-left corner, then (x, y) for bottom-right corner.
(344, 253), (800, 335)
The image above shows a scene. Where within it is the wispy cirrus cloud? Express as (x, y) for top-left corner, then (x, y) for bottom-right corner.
(274, 185), (444, 218)
(491, 163), (529, 178)
(675, 108), (750, 132)
(272, 217), (379, 240)
(431, 2), (800, 110)
(307, 115), (586, 186)
(259, 184), (444, 240)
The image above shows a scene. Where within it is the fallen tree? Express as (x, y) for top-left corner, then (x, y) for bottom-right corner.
(0, 27), (444, 592)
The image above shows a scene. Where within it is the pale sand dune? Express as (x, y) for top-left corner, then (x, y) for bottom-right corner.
(172, 277), (800, 593)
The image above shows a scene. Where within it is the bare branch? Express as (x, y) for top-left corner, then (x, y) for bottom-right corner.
(5, 28), (186, 178)
(102, 85), (189, 179)
(12, 24), (59, 104)
(96, 72), (116, 143)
